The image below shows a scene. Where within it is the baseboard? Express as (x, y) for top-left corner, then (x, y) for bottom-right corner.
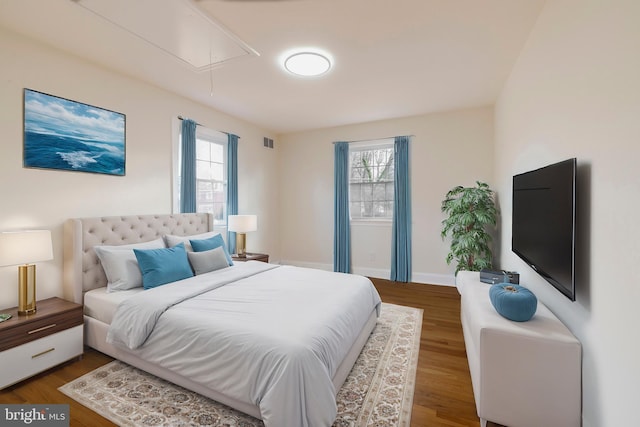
(412, 272), (456, 287)
(278, 259), (455, 287)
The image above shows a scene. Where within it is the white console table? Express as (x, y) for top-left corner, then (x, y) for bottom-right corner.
(456, 271), (581, 427)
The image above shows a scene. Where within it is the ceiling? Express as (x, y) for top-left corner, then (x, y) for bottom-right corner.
(0, 0), (545, 134)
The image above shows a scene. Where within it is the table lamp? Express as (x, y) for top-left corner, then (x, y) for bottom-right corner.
(228, 215), (257, 257)
(0, 230), (53, 315)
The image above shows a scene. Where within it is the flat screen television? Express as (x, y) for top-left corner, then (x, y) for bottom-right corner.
(512, 158), (577, 301)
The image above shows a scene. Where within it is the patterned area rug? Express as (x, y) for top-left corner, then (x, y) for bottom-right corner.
(59, 303), (422, 426)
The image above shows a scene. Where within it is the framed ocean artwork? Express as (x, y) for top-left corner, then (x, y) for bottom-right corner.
(23, 89), (126, 176)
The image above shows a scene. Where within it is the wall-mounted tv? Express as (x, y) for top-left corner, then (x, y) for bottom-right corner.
(512, 158), (577, 301)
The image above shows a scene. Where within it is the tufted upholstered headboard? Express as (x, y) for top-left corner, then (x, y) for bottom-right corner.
(63, 213), (214, 304)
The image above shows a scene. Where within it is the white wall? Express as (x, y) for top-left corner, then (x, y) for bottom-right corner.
(0, 27), (280, 310)
(278, 107), (494, 284)
(5, 2), (635, 423)
(494, 0), (640, 425)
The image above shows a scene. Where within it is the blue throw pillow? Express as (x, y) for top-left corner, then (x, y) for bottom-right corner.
(489, 283), (538, 322)
(190, 235), (234, 266)
(134, 243), (194, 289)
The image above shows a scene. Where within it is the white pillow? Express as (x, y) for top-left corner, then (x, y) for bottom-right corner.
(94, 238), (166, 292)
(187, 247), (230, 275)
(164, 231), (222, 252)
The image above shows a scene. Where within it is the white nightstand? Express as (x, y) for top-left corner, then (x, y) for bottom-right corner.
(0, 297), (84, 389)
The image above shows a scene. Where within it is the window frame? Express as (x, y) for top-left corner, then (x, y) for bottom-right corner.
(348, 138), (395, 224)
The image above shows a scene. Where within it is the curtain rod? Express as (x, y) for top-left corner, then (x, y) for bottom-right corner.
(177, 116), (237, 137)
(332, 135), (414, 144)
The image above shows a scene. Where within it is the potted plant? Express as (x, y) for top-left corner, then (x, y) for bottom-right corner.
(441, 181), (497, 273)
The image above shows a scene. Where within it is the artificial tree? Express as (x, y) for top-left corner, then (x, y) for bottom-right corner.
(441, 181), (497, 273)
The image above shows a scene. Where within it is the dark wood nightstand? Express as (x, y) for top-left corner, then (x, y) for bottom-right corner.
(232, 253), (269, 263)
(0, 297), (83, 389)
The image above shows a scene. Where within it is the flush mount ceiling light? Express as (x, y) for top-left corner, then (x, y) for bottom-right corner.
(284, 52), (332, 77)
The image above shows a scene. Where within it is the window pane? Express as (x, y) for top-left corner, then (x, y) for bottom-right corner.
(384, 201), (393, 216)
(363, 201), (373, 217)
(196, 180), (213, 214)
(211, 143), (224, 162)
(212, 163), (224, 181)
(196, 160), (213, 180)
(212, 202), (224, 222)
(348, 143), (395, 219)
(350, 165), (361, 181)
(196, 140), (210, 161)
(373, 183), (386, 200)
(197, 180), (212, 199)
(386, 182), (394, 200)
(350, 202), (362, 219)
(212, 186), (225, 204)
(350, 183), (361, 202)
(362, 183), (373, 203)
(372, 201), (384, 217)
(381, 161), (394, 180)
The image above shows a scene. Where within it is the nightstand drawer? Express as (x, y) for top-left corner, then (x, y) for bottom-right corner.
(0, 325), (83, 389)
(0, 304), (83, 351)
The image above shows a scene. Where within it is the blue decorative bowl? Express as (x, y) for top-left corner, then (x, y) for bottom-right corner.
(489, 283), (537, 322)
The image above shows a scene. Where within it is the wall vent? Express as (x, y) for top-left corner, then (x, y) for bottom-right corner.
(263, 137), (274, 149)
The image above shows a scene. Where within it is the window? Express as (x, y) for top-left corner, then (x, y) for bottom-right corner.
(194, 132), (227, 222)
(175, 123), (228, 226)
(349, 140), (394, 220)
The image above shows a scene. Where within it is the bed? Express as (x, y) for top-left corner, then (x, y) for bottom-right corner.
(62, 213), (381, 427)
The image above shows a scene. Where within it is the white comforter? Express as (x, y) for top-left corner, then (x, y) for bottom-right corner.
(107, 261), (381, 427)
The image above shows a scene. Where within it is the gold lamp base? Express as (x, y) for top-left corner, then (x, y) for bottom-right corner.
(236, 233), (247, 257)
(18, 264), (37, 315)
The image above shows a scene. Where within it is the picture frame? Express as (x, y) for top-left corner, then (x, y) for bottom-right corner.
(23, 88), (126, 176)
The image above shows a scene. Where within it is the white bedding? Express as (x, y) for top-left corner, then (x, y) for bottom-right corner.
(106, 261), (381, 427)
(84, 287), (143, 325)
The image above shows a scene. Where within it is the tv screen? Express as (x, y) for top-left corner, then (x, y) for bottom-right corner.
(512, 158), (576, 301)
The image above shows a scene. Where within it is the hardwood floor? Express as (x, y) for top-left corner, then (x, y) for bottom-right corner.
(0, 279), (492, 427)
(0, 349), (116, 426)
(372, 278), (481, 427)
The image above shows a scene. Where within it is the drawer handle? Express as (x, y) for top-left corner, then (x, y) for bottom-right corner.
(28, 324), (57, 334)
(32, 348), (55, 359)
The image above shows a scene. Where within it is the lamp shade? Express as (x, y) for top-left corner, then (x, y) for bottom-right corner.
(0, 230), (54, 266)
(228, 215), (257, 233)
